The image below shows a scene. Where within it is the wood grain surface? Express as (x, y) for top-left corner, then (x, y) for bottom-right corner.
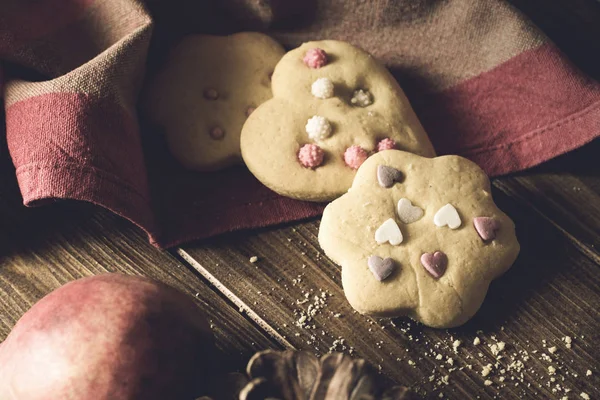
(3, 143), (596, 399)
(179, 153), (600, 398)
(0, 171), (282, 373)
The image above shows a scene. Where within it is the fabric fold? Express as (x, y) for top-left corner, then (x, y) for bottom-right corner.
(0, 0), (598, 248)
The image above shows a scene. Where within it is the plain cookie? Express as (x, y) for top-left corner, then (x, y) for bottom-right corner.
(318, 150), (520, 328)
(240, 40), (435, 201)
(143, 32), (284, 170)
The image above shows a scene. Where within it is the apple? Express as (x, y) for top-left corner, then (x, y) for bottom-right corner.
(0, 273), (216, 399)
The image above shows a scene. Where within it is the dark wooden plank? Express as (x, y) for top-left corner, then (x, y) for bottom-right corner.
(180, 180), (600, 398)
(0, 202), (283, 371)
(492, 141), (600, 264)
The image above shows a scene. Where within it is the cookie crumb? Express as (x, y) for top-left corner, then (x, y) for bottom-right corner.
(491, 341), (505, 356)
(473, 337), (481, 346)
(580, 393), (589, 400)
(452, 340), (462, 352)
(548, 346), (557, 354)
(484, 380), (493, 386)
(586, 370), (592, 376)
(482, 364), (493, 377)
(548, 366), (556, 375)
(249, 256), (258, 263)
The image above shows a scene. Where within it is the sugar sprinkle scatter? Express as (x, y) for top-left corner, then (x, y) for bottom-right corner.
(242, 229), (595, 399)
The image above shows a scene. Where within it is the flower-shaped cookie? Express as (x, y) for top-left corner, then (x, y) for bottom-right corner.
(240, 40), (435, 201)
(318, 150), (520, 328)
(143, 32), (284, 170)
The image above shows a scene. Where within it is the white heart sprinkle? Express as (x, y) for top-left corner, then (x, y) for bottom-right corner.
(396, 198), (424, 224)
(375, 218), (403, 245)
(433, 204), (461, 229)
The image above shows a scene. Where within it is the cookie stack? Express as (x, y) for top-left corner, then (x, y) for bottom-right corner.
(144, 34), (519, 328)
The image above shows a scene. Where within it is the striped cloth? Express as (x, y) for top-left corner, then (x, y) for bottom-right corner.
(1, 0), (599, 248)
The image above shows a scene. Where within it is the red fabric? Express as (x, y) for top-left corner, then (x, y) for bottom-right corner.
(6, 92), (156, 236)
(418, 43), (600, 176)
(1, 0), (599, 248)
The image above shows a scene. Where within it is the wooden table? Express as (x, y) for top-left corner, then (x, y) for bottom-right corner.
(1, 2), (599, 399)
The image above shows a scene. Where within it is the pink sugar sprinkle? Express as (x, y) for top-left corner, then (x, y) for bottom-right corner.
(377, 138), (396, 152)
(298, 144), (324, 168)
(209, 127), (224, 140)
(203, 88), (219, 100)
(344, 145), (368, 169)
(303, 48), (328, 69)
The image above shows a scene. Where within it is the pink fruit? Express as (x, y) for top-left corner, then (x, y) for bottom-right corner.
(0, 274), (215, 400)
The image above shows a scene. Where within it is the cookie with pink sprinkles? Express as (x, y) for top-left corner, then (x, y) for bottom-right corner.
(241, 40), (435, 201)
(143, 32), (284, 171)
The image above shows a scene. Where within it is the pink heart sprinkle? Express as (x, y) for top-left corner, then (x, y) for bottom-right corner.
(474, 217), (500, 241)
(420, 251), (448, 279)
(368, 255), (395, 281)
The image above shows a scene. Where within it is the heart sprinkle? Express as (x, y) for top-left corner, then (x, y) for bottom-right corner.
(377, 165), (403, 188)
(474, 217), (500, 241)
(396, 198), (424, 224)
(420, 251), (448, 279)
(368, 255), (395, 281)
(433, 204), (461, 229)
(375, 218), (403, 245)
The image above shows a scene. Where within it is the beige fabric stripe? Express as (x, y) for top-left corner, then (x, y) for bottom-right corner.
(273, 0), (545, 92)
(4, 23), (152, 110)
(1, 0), (151, 78)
